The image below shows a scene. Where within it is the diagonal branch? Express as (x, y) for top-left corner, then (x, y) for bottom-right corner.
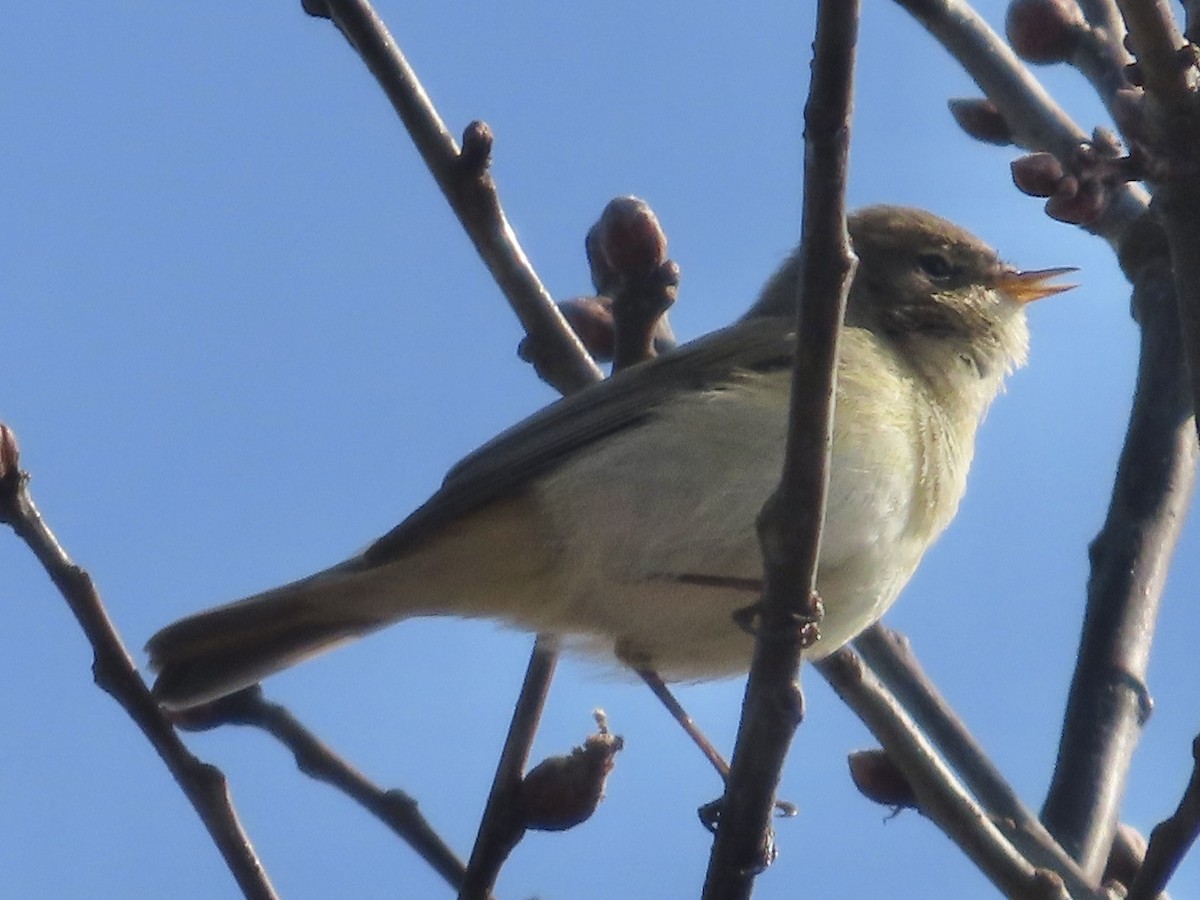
(459, 636), (559, 898)
(306, 0), (603, 395)
(894, 0), (1150, 246)
(1127, 734), (1200, 900)
(701, 1), (859, 895)
(0, 426), (278, 900)
(847, 627), (1103, 897)
(817, 647), (1086, 899)
(175, 687), (472, 896)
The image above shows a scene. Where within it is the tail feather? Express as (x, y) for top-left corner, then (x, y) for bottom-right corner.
(147, 561), (386, 710)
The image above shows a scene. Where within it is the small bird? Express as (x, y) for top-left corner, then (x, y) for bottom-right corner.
(148, 206), (1073, 710)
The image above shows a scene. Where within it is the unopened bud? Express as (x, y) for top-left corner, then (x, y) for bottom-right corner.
(588, 197), (668, 293)
(1045, 181), (1105, 224)
(847, 749), (918, 809)
(519, 710), (624, 831)
(459, 121), (493, 175)
(1006, 0), (1084, 65)
(1011, 152), (1067, 197)
(948, 98), (1014, 146)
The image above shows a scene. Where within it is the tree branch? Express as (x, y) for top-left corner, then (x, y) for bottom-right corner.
(817, 647), (1084, 900)
(1041, 210), (1198, 878)
(894, 0), (1198, 879)
(175, 687), (472, 896)
(1127, 735), (1200, 900)
(1113, 0), (1200, 444)
(702, 1), (859, 895)
(306, 0), (603, 395)
(850, 627), (1102, 895)
(0, 426), (278, 900)
(894, 0), (1150, 246)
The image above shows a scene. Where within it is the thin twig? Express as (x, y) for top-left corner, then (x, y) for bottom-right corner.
(176, 687), (472, 896)
(307, 0), (603, 395)
(1126, 735), (1200, 900)
(0, 428), (278, 900)
(701, 2), (859, 896)
(460, 635), (559, 899)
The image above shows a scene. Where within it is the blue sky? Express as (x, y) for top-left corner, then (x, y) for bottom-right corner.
(4, 2), (1199, 898)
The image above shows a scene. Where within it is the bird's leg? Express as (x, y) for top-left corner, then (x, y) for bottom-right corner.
(619, 650), (798, 823)
(633, 664), (733, 781)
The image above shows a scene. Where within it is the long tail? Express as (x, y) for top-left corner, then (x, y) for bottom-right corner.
(147, 559), (391, 710)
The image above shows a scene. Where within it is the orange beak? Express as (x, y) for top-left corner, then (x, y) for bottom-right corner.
(994, 266), (1078, 304)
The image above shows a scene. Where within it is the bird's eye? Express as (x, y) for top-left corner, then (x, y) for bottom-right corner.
(918, 252), (953, 281)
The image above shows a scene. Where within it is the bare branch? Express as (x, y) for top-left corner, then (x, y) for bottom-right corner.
(0, 425), (278, 900)
(701, 1), (859, 895)
(1127, 736), (1200, 900)
(894, 0), (1197, 879)
(1041, 242), (1198, 875)
(460, 635), (559, 898)
(817, 648), (1080, 900)
(175, 687), (472, 896)
(894, 0), (1150, 245)
(1113, 0), (1200, 444)
(850, 627), (1102, 896)
(307, 0), (604, 394)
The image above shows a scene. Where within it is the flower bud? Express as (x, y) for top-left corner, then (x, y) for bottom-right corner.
(1006, 0), (1084, 65)
(519, 711), (624, 831)
(847, 749), (917, 809)
(948, 98), (1014, 146)
(588, 196), (668, 293)
(1045, 181), (1106, 224)
(1011, 152), (1067, 197)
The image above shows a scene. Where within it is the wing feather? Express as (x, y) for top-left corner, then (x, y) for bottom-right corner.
(365, 316), (795, 563)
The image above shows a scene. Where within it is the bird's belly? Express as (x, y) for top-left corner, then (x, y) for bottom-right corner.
(530, 373), (925, 679)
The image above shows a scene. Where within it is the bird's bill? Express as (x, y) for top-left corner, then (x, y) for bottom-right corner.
(994, 266), (1079, 304)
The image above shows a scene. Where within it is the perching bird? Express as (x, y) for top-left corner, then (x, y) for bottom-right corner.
(148, 205), (1073, 709)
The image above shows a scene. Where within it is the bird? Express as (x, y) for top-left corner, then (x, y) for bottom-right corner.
(147, 205), (1074, 710)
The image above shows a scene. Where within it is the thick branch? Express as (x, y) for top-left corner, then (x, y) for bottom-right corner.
(895, 0), (1197, 878)
(1041, 246), (1198, 875)
(701, 2), (859, 895)
(1114, 0), (1200, 442)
